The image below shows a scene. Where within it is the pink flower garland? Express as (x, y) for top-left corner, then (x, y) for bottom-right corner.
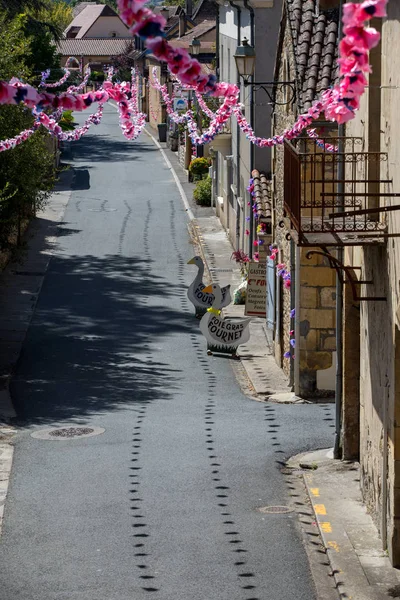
(269, 244), (295, 360)
(67, 66), (91, 94)
(0, 0), (388, 153)
(39, 68), (71, 89)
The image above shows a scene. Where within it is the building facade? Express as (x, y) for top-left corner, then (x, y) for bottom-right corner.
(342, 0), (400, 566)
(212, 0), (282, 255)
(272, 0), (339, 394)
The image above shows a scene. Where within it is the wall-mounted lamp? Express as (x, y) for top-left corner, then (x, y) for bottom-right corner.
(189, 38), (201, 56)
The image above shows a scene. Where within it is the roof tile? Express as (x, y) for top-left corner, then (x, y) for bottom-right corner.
(58, 38), (134, 57)
(286, 0), (339, 111)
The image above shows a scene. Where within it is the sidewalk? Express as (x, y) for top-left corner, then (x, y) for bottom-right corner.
(289, 449), (400, 600)
(145, 125), (293, 401)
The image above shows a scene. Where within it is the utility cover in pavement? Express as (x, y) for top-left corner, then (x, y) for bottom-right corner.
(31, 426), (105, 440)
(258, 506), (293, 514)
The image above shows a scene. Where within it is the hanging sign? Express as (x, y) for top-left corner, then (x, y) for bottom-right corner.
(245, 260), (267, 317)
(173, 97), (187, 113)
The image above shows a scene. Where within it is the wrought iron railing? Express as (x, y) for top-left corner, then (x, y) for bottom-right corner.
(283, 137), (398, 246)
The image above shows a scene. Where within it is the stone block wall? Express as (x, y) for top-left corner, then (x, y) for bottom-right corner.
(272, 22), (337, 388)
(299, 249), (336, 395)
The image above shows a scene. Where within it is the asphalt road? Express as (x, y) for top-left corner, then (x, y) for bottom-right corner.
(0, 104), (335, 600)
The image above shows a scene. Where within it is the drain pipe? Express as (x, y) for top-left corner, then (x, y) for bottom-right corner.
(294, 245), (300, 396)
(243, 0), (255, 257)
(229, 0), (242, 250)
(334, 0), (344, 459)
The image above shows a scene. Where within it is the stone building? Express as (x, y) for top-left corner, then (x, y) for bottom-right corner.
(212, 0), (283, 255)
(58, 3), (132, 71)
(341, 0), (400, 566)
(272, 0), (339, 394)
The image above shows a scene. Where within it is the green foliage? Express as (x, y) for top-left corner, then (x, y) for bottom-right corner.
(0, 14), (32, 81)
(91, 70), (105, 83)
(70, 0), (118, 9)
(189, 157), (210, 180)
(38, 1), (73, 31)
(0, 106), (56, 251)
(161, 0), (185, 6)
(58, 110), (75, 132)
(193, 176), (212, 207)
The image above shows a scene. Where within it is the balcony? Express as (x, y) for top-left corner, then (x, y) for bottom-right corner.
(283, 137), (400, 247)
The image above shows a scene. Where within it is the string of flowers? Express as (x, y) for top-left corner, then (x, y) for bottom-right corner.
(39, 68), (71, 89)
(117, 0), (386, 118)
(0, 125), (38, 152)
(39, 69), (51, 87)
(67, 66), (91, 94)
(307, 128), (338, 152)
(0, 0), (388, 153)
(269, 245), (295, 360)
(35, 104), (104, 142)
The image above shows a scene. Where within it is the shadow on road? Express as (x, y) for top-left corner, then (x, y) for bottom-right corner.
(10, 253), (196, 426)
(64, 135), (157, 163)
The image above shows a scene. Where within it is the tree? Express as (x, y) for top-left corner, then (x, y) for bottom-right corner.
(38, 1), (73, 31)
(0, 13), (56, 254)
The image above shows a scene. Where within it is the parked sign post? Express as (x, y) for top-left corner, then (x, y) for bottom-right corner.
(245, 260), (267, 317)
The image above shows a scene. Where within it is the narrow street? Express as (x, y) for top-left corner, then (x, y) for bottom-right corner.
(0, 104), (334, 600)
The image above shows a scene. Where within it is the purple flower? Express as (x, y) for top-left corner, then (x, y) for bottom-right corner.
(290, 339), (296, 348)
(245, 216), (250, 222)
(290, 308), (296, 318)
(284, 351), (291, 359)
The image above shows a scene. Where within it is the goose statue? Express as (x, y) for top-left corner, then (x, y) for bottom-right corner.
(200, 283), (251, 357)
(187, 256), (231, 318)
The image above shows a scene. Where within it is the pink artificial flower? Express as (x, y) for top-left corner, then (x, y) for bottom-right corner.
(245, 229), (250, 235)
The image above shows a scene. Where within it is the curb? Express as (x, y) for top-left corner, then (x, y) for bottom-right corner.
(143, 126), (195, 221)
(0, 443), (14, 538)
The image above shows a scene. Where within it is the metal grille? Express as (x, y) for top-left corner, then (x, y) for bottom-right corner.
(283, 137), (397, 246)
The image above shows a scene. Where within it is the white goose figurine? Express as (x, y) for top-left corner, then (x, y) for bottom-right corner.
(200, 283), (251, 357)
(187, 256), (231, 318)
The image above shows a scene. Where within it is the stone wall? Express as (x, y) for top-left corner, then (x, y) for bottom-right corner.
(272, 15), (336, 391)
(344, 2), (400, 565)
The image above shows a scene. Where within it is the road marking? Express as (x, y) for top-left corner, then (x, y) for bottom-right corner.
(310, 488), (320, 497)
(328, 541), (340, 552)
(320, 522), (332, 533)
(314, 504), (327, 515)
(109, 103), (195, 221)
(143, 127), (195, 222)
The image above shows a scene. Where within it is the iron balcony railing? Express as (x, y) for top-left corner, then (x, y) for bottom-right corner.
(283, 137), (399, 246)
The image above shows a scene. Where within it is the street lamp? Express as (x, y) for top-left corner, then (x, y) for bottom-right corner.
(234, 38), (296, 105)
(233, 38), (255, 83)
(189, 38), (201, 56)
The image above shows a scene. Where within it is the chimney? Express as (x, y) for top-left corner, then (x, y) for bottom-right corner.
(186, 0), (193, 18)
(179, 11), (186, 37)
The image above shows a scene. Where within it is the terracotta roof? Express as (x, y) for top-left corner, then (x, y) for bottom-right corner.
(251, 170), (272, 224)
(286, 0), (339, 110)
(64, 4), (128, 39)
(179, 19), (215, 42)
(58, 38), (134, 57)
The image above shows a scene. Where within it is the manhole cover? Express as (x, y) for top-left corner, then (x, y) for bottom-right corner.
(258, 505), (293, 514)
(49, 427), (94, 438)
(31, 426), (105, 441)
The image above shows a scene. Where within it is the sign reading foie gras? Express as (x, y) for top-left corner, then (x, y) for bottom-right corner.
(245, 260), (267, 317)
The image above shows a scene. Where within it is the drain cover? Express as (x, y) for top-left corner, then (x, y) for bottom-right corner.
(49, 427), (94, 438)
(31, 426), (105, 441)
(258, 505), (293, 514)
